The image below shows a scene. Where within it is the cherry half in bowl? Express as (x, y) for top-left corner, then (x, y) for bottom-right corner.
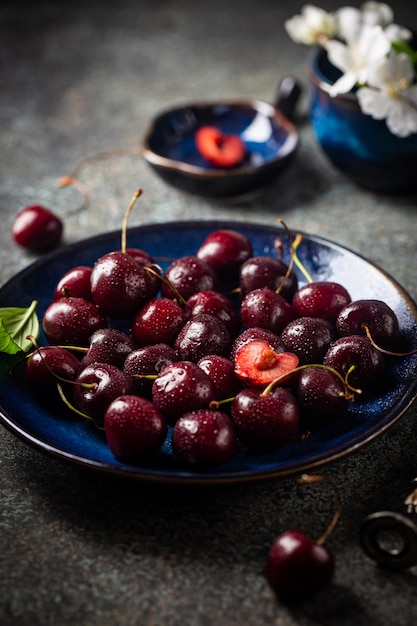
(142, 77), (300, 199)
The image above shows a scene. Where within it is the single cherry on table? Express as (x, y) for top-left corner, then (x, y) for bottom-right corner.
(12, 204), (63, 253)
(265, 474), (340, 602)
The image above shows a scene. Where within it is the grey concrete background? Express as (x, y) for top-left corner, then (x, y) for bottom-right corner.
(1, 1), (417, 625)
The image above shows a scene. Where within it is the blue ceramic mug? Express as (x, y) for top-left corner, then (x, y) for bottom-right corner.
(306, 46), (417, 193)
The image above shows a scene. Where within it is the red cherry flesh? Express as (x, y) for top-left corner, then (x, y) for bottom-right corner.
(195, 126), (246, 168)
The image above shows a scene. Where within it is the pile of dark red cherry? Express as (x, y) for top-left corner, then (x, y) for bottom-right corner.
(26, 228), (402, 469)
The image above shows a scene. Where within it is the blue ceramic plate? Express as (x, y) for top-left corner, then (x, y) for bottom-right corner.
(0, 221), (416, 484)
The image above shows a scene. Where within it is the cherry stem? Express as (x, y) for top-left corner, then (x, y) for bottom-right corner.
(209, 397), (235, 410)
(58, 175), (91, 217)
(273, 236), (284, 261)
(404, 478), (417, 514)
(134, 374), (157, 380)
(275, 220), (299, 296)
(65, 145), (141, 179)
(144, 265), (189, 308)
(362, 324), (417, 357)
(277, 219), (314, 284)
(291, 234), (314, 284)
(121, 188), (142, 254)
(56, 382), (103, 428)
(228, 220), (312, 299)
(344, 365), (362, 395)
(297, 473), (342, 545)
(26, 335), (96, 390)
(260, 362), (359, 401)
(58, 344), (88, 354)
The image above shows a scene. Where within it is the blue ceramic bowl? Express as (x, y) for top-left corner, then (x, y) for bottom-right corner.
(306, 47), (417, 193)
(141, 78), (300, 199)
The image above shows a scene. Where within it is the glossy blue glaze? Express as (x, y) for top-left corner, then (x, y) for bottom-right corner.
(151, 104), (290, 167)
(307, 47), (417, 192)
(142, 96), (299, 198)
(0, 221), (416, 484)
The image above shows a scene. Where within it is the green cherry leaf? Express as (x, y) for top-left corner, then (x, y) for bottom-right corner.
(0, 300), (40, 355)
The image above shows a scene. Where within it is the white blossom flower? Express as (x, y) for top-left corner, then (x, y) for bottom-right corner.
(335, 7), (363, 43)
(384, 23), (413, 43)
(285, 2), (417, 137)
(360, 2), (393, 27)
(335, 3), (393, 44)
(357, 52), (417, 137)
(284, 5), (338, 45)
(327, 24), (392, 95)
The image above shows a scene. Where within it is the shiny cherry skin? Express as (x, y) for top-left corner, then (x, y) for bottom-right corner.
(161, 255), (218, 301)
(42, 297), (108, 347)
(197, 354), (243, 400)
(186, 290), (241, 337)
(231, 386), (299, 452)
(292, 281), (351, 324)
(323, 335), (385, 388)
(172, 409), (237, 467)
(265, 529), (335, 602)
(90, 251), (153, 318)
(152, 360), (217, 423)
(230, 327), (286, 362)
(25, 345), (81, 396)
(125, 247), (155, 267)
(125, 247), (160, 297)
(105, 395), (167, 462)
(196, 229), (253, 282)
(72, 362), (133, 422)
(131, 297), (186, 347)
(12, 204), (63, 252)
(281, 316), (337, 365)
(336, 299), (399, 349)
(174, 313), (232, 362)
(240, 287), (295, 335)
(53, 265), (93, 301)
(81, 328), (136, 369)
(239, 256), (298, 302)
(295, 366), (351, 427)
(123, 343), (177, 398)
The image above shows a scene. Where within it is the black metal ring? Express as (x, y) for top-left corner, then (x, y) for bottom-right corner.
(359, 511), (417, 569)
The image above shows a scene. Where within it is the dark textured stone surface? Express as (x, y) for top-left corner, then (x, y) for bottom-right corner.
(1, 1), (417, 625)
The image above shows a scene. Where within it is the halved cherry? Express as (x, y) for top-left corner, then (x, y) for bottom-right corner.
(195, 126), (246, 168)
(234, 340), (299, 387)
